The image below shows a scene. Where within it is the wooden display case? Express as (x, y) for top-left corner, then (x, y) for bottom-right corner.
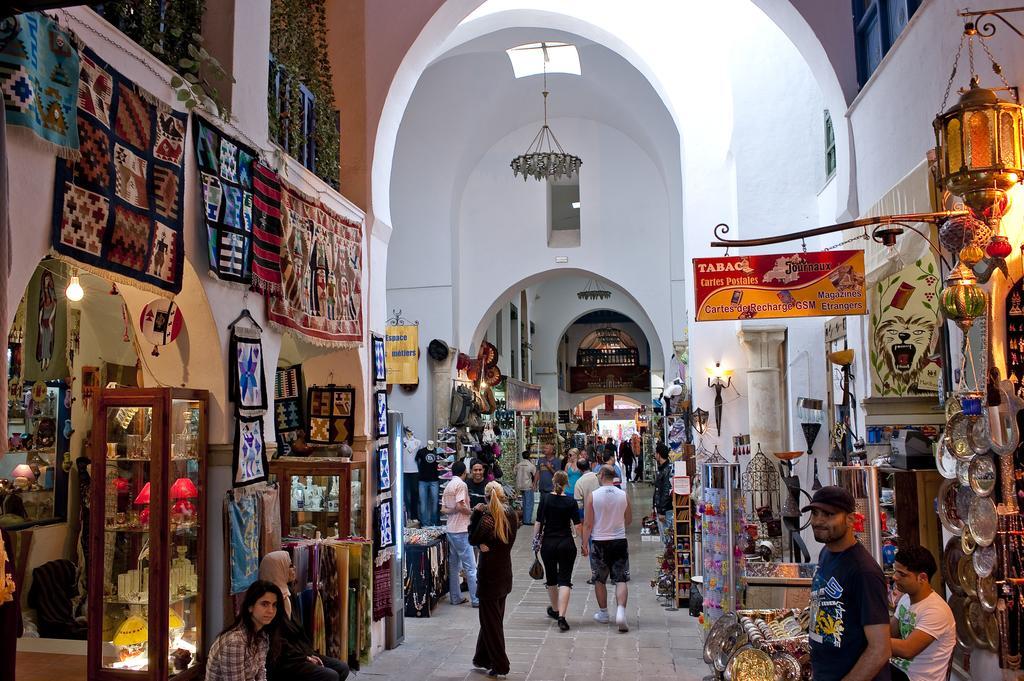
(269, 458), (362, 538)
(88, 388), (207, 681)
(672, 489), (693, 608)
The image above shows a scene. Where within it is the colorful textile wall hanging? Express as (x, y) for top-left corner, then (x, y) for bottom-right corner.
(268, 185), (363, 346)
(228, 326), (268, 416)
(374, 390), (388, 439)
(36, 270), (57, 369)
(193, 115), (257, 284)
(274, 364), (305, 455)
(376, 446), (391, 492)
(371, 334), (386, 383)
(0, 12), (80, 158)
(374, 500), (395, 551)
(372, 559), (393, 621)
(233, 413), (268, 486)
(306, 385), (355, 446)
(227, 493), (259, 592)
(52, 48), (187, 296)
(252, 162), (283, 294)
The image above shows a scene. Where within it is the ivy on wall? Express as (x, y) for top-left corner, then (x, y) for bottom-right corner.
(95, 1), (204, 73)
(269, 0), (341, 188)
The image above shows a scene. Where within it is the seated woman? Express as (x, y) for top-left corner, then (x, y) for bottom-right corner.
(206, 580), (283, 681)
(259, 551), (350, 681)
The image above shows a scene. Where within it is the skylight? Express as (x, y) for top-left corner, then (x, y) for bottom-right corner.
(506, 42), (581, 78)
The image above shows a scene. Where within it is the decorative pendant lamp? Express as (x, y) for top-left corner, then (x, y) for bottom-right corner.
(934, 23), (1024, 240)
(510, 45), (582, 181)
(940, 264), (989, 332)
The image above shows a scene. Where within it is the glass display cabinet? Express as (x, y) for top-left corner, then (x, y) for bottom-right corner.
(269, 458), (362, 538)
(87, 388), (207, 681)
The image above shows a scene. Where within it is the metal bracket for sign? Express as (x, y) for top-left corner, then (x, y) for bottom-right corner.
(710, 210), (965, 270)
(386, 309), (419, 326)
(959, 6), (1024, 41)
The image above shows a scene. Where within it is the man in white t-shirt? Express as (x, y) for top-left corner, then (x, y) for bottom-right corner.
(889, 545), (955, 681)
(581, 465), (632, 632)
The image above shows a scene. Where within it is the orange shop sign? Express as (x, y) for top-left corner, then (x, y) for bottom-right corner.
(692, 250), (867, 321)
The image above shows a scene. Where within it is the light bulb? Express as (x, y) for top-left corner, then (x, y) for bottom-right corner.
(65, 275), (84, 301)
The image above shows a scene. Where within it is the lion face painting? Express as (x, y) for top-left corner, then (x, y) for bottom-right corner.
(872, 314), (938, 395)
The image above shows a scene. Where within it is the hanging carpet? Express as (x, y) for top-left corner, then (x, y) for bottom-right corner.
(267, 185), (363, 346)
(233, 412), (269, 486)
(274, 364), (305, 455)
(0, 12), (80, 158)
(306, 384), (355, 446)
(372, 559), (393, 621)
(228, 325), (268, 416)
(252, 162), (283, 294)
(226, 493), (259, 593)
(193, 115), (257, 285)
(51, 47), (186, 296)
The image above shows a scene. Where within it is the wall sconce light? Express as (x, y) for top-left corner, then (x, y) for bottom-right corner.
(691, 407), (709, 436)
(707, 362), (733, 436)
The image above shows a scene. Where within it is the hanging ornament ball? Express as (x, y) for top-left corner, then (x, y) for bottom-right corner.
(138, 299), (184, 348)
(940, 214), (981, 253)
(958, 243), (986, 268)
(939, 266), (988, 332)
(986, 234), (1013, 259)
(970, 218), (993, 250)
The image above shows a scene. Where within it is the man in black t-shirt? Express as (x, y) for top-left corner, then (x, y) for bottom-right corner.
(415, 443), (441, 526)
(467, 459), (488, 509)
(805, 486), (891, 681)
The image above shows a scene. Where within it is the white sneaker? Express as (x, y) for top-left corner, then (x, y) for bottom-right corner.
(616, 609), (629, 632)
(593, 610), (610, 624)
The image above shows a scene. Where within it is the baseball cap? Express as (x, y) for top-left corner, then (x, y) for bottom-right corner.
(801, 485), (855, 514)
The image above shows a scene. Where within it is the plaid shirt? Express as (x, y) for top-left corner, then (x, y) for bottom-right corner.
(206, 627), (268, 681)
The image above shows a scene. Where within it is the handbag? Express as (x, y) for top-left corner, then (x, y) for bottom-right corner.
(528, 551), (545, 580)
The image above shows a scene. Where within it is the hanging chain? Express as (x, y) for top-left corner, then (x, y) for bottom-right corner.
(823, 228), (870, 252)
(941, 28), (968, 112)
(977, 35), (1012, 91)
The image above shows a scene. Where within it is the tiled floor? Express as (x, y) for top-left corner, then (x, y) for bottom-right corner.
(15, 483), (708, 681)
(362, 483), (709, 681)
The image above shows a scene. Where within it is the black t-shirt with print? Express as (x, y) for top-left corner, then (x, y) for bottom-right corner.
(414, 448), (440, 482)
(809, 541), (891, 681)
(467, 478), (487, 508)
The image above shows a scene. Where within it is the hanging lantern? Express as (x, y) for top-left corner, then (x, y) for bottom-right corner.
(934, 77), (1024, 220)
(939, 265), (988, 332)
(987, 234), (1013, 258)
(959, 243), (986, 268)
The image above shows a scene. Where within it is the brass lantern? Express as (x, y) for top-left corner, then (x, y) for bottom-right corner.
(934, 77), (1024, 219)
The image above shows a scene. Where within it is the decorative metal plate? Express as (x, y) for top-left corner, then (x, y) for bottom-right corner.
(943, 413), (974, 461)
(943, 537), (966, 595)
(958, 554), (978, 597)
(949, 595), (971, 651)
(968, 455), (997, 497)
(961, 526), (977, 555)
(968, 415), (991, 454)
(936, 440), (959, 479)
(956, 459), (972, 487)
(977, 574), (997, 613)
(938, 479), (965, 536)
(967, 495), (998, 547)
(703, 612), (739, 668)
(973, 543), (997, 578)
(725, 647), (774, 681)
(966, 598), (988, 649)
(770, 652), (803, 681)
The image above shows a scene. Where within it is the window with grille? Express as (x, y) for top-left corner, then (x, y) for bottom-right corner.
(825, 110), (837, 179)
(853, 0), (921, 87)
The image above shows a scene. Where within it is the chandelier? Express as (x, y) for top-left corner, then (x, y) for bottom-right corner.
(510, 44), (582, 181)
(576, 278), (611, 300)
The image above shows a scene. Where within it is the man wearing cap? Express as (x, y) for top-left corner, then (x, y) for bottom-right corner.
(805, 485), (891, 681)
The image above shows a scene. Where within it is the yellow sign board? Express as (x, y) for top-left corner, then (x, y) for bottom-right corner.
(385, 325), (418, 384)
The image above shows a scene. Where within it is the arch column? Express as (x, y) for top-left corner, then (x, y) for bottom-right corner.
(738, 326), (787, 454)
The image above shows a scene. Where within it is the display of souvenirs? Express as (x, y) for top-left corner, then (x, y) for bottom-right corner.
(703, 608), (811, 680)
(701, 462), (745, 626)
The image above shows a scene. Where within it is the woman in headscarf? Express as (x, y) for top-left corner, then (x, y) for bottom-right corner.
(258, 551), (349, 681)
(469, 481), (520, 678)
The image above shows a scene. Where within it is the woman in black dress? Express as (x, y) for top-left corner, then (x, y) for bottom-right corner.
(469, 480), (519, 678)
(535, 471), (581, 631)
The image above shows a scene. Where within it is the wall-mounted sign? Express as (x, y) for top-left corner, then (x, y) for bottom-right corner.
(384, 324), (418, 384)
(693, 250), (867, 321)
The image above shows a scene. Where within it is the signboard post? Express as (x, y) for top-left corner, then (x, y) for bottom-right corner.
(692, 250), (866, 321)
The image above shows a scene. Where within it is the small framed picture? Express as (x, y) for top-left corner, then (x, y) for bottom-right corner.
(371, 334), (387, 383)
(375, 390), (389, 439)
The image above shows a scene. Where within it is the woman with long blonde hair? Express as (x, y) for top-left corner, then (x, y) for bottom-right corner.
(469, 480), (519, 678)
(535, 470), (581, 631)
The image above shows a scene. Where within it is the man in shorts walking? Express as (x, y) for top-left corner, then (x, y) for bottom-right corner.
(581, 465), (632, 632)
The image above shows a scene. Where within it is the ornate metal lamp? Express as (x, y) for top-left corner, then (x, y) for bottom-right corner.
(510, 46), (582, 181)
(934, 23), (1024, 243)
(576, 278), (611, 300)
